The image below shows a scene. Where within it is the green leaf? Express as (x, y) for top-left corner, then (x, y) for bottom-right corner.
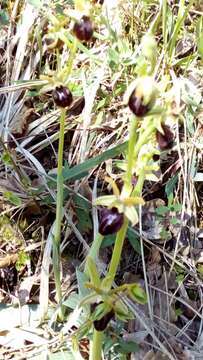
(127, 228), (141, 255)
(176, 273), (184, 284)
(0, 10), (9, 26)
(165, 172), (179, 198)
(63, 142), (128, 182)
(155, 206), (169, 216)
(63, 293), (80, 309)
(175, 308), (183, 317)
(4, 192), (22, 206)
(101, 234), (116, 248)
(116, 339), (139, 354)
(73, 194), (92, 233)
(1, 151), (13, 166)
(108, 48), (120, 65)
(167, 192), (174, 207)
(16, 251), (29, 272)
(76, 269), (89, 299)
(170, 217), (180, 225)
(129, 284), (147, 304)
(170, 203), (182, 212)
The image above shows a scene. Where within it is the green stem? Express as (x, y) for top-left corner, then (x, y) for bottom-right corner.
(133, 122), (155, 160)
(132, 170), (145, 197)
(58, 36), (78, 82)
(107, 217), (129, 285)
(53, 109), (66, 313)
(66, 37), (77, 79)
(88, 219), (128, 360)
(90, 330), (103, 360)
(126, 116), (138, 184)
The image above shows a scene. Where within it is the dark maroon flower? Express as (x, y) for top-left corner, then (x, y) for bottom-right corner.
(73, 16), (93, 42)
(128, 92), (150, 117)
(52, 86), (73, 108)
(99, 207), (124, 236)
(93, 308), (115, 331)
(156, 124), (174, 150)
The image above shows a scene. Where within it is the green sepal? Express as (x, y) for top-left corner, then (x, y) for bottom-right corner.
(128, 284), (147, 304)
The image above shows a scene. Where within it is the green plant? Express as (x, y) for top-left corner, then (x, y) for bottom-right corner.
(156, 193), (182, 218)
(78, 31), (177, 358)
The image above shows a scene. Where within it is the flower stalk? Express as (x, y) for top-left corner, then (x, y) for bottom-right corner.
(53, 108), (66, 318)
(106, 216), (129, 285)
(90, 330), (104, 360)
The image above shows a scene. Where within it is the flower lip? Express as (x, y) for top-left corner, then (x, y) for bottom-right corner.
(93, 308), (115, 331)
(156, 124), (174, 150)
(52, 85), (73, 108)
(99, 207), (124, 236)
(73, 15), (93, 42)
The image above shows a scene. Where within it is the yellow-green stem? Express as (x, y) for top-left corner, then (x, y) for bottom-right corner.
(66, 37), (77, 79)
(133, 122), (155, 160)
(107, 217), (129, 285)
(58, 36), (78, 82)
(126, 116), (138, 184)
(132, 170), (145, 197)
(90, 330), (103, 360)
(53, 109), (66, 314)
